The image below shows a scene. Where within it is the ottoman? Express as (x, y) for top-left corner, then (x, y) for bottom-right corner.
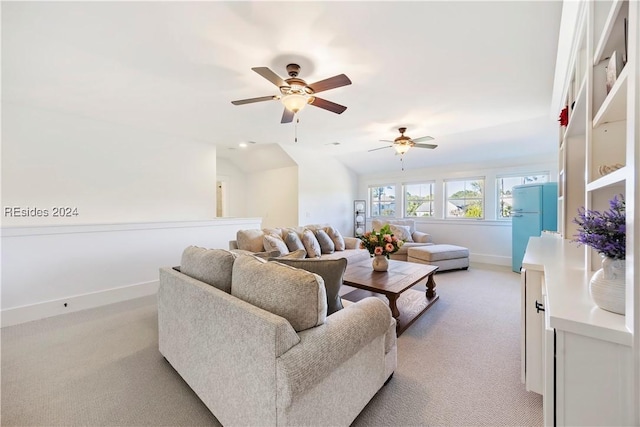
(407, 244), (469, 271)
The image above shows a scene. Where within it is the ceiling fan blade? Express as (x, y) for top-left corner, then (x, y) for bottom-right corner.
(231, 95), (277, 105)
(307, 74), (352, 93)
(413, 143), (438, 149)
(252, 67), (286, 87)
(281, 108), (294, 124)
(368, 145), (393, 152)
(310, 97), (347, 114)
(412, 135), (435, 142)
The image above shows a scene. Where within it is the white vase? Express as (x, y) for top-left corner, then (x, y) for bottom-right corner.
(589, 257), (626, 315)
(372, 255), (389, 272)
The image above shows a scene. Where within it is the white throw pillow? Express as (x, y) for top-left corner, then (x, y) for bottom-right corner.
(302, 229), (322, 258)
(325, 226), (346, 251)
(389, 224), (414, 242)
(263, 234), (290, 255)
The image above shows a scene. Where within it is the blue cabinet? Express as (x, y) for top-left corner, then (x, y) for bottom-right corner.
(511, 183), (557, 272)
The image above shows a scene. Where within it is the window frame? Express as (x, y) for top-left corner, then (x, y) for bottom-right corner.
(403, 181), (436, 218)
(444, 177), (485, 220)
(368, 184), (397, 218)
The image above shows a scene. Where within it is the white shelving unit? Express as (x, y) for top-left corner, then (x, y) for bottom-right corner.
(529, 0), (640, 424)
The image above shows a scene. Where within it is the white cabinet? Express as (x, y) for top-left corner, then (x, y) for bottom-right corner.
(522, 235), (633, 426)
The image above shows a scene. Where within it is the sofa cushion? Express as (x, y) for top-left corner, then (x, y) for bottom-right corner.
(325, 226), (346, 251)
(389, 224), (414, 242)
(315, 229), (335, 254)
(276, 249), (307, 259)
(236, 229), (266, 252)
(231, 249), (281, 259)
(180, 246), (236, 293)
(284, 229), (306, 252)
(272, 258), (346, 315)
(231, 255), (327, 332)
(302, 229), (322, 258)
(264, 234), (290, 255)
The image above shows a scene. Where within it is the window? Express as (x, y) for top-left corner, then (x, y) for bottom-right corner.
(497, 174), (549, 219)
(404, 182), (435, 217)
(445, 178), (484, 219)
(369, 185), (396, 217)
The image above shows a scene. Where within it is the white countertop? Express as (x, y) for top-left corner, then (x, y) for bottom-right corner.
(522, 235), (632, 346)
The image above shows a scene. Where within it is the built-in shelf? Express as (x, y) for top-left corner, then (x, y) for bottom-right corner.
(593, 0), (627, 64)
(565, 77), (587, 138)
(586, 166), (627, 191)
(593, 65), (628, 127)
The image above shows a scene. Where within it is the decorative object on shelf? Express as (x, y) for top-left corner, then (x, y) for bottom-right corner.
(371, 255), (389, 272)
(354, 200), (366, 237)
(572, 195), (626, 314)
(598, 163), (624, 176)
(558, 106), (568, 127)
(605, 51), (624, 94)
(358, 224), (404, 271)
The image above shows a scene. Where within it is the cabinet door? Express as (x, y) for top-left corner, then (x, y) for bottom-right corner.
(522, 268), (544, 395)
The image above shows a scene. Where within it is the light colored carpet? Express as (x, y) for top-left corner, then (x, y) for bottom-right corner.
(1, 264), (542, 426)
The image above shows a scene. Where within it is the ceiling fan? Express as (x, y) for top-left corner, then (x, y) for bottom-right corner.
(231, 64), (352, 124)
(369, 127), (437, 155)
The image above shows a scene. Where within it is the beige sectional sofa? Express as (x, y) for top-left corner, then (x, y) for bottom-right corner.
(230, 224), (370, 264)
(158, 246), (396, 426)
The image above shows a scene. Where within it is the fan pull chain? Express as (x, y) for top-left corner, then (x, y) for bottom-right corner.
(400, 155), (405, 171)
(294, 117), (300, 143)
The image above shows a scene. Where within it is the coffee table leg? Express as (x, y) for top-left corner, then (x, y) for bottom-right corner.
(387, 294), (400, 319)
(426, 274), (437, 298)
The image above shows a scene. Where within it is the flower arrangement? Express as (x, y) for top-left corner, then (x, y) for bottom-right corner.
(359, 224), (404, 258)
(572, 195), (626, 260)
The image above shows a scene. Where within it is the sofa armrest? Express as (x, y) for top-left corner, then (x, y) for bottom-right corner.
(343, 236), (361, 250)
(275, 297), (390, 406)
(229, 240), (239, 250)
(412, 231), (431, 243)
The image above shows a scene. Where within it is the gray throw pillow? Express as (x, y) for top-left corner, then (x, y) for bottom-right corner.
(302, 229), (322, 258)
(284, 230), (305, 252)
(315, 229), (335, 254)
(275, 249), (307, 259)
(263, 234), (290, 254)
(272, 258), (347, 315)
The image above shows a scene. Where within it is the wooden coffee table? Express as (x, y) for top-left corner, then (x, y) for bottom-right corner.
(341, 259), (439, 335)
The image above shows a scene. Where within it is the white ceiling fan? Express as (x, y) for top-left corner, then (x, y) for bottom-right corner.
(369, 127), (437, 155)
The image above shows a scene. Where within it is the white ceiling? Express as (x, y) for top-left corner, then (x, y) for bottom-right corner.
(2, 1), (563, 175)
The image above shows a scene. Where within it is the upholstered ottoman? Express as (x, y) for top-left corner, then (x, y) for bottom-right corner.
(407, 244), (469, 271)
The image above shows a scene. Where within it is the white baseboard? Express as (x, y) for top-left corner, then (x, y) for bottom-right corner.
(1, 280), (159, 328)
(469, 252), (511, 267)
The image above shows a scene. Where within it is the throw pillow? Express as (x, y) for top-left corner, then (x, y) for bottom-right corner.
(236, 229), (266, 252)
(302, 229), (322, 258)
(263, 234), (290, 255)
(390, 224), (414, 242)
(315, 229), (335, 254)
(180, 246), (236, 293)
(274, 249), (307, 259)
(231, 254), (327, 332)
(325, 226), (346, 251)
(231, 249), (282, 259)
(272, 258), (347, 315)
(283, 229), (305, 252)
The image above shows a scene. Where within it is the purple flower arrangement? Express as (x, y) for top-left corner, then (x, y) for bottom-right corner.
(572, 195), (626, 260)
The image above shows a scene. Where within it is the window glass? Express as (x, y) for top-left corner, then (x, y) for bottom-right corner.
(497, 174), (549, 219)
(369, 185), (396, 217)
(404, 182), (435, 217)
(445, 178), (484, 219)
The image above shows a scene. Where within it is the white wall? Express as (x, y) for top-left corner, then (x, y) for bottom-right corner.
(245, 166), (298, 229)
(282, 145), (359, 236)
(2, 104), (218, 226)
(1, 218), (261, 326)
(216, 158), (248, 218)
(360, 156), (557, 266)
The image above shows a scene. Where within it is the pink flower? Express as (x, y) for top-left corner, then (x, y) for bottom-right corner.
(384, 234), (392, 243)
(385, 243), (394, 252)
(374, 246), (383, 255)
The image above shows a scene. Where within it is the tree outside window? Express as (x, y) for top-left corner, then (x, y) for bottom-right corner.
(445, 179), (484, 219)
(369, 185), (396, 217)
(405, 182), (434, 217)
(497, 174), (549, 219)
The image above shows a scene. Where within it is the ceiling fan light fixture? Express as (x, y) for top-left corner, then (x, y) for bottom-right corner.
(394, 143), (411, 155)
(281, 93), (309, 113)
